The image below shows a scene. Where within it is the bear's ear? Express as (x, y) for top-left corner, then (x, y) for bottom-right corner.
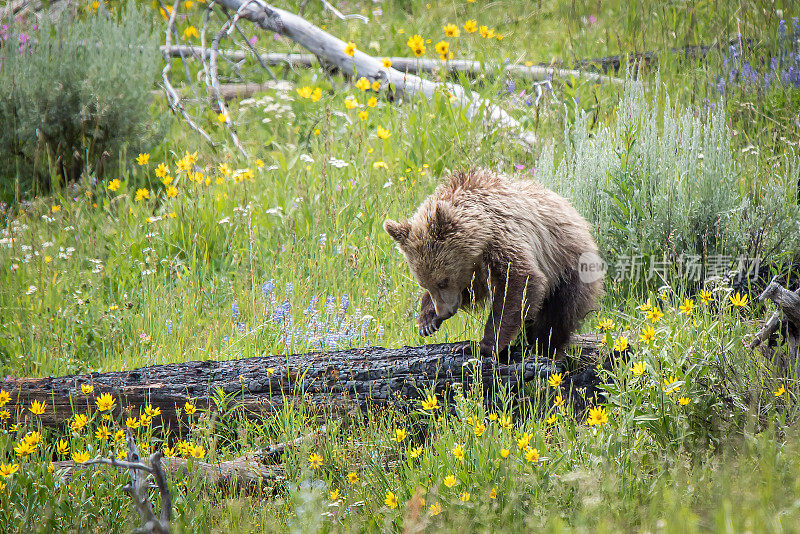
(384, 219), (411, 246)
(431, 202), (456, 241)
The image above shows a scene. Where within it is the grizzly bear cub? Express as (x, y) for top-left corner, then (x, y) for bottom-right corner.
(384, 168), (603, 359)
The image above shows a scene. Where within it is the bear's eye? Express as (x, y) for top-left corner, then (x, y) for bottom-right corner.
(437, 278), (449, 290)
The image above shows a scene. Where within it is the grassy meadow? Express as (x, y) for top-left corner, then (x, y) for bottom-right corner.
(2, 0), (800, 531)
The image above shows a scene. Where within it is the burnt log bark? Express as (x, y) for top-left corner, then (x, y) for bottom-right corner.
(3, 337), (604, 430)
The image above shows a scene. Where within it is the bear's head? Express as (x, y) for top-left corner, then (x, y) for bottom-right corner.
(384, 201), (484, 320)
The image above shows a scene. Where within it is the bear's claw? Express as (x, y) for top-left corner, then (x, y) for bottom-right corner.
(418, 309), (443, 337)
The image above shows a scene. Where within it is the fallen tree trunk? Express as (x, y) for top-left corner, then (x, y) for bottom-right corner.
(160, 45), (624, 85)
(2, 336), (604, 430)
(206, 0), (546, 148)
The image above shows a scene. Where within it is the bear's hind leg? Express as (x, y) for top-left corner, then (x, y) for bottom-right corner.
(525, 269), (595, 357)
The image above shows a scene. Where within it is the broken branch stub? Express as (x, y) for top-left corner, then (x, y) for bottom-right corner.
(209, 0), (539, 148)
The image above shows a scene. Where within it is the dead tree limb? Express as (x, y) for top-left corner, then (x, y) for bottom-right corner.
(160, 45), (624, 85)
(160, 0), (215, 146)
(78, 432), (172, 534)
(2, 338), (603, 430)
(751, 277), (800, 372)
(55, 455), (284, 494)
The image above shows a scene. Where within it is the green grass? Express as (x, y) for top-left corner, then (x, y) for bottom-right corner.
(1, 0), (800, 531)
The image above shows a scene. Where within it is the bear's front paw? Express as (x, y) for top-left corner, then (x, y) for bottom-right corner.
(478, 339), (495, 357)
(418, 308), (443, 337)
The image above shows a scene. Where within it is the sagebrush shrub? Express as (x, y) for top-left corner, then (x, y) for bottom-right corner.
(536, 75), (800, 285)
(0, 2), (162, 200)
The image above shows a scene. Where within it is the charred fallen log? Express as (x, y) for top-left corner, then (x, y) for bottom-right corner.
(3, 336), (605, 430)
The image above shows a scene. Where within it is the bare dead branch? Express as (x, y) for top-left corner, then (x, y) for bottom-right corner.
(234, 424), (327, 464)
(209, 9), (250, 158)
(160, 0), (215, 146)
(318, 0), (368, 23)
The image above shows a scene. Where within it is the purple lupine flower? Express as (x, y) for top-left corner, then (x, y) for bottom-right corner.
(262, 279), (275, 298)
(340, 294), (350, 314)
(716, 79), (725, 93)
(231, 301), (240, 319)
(165, 319), (173, 334)
(507, 80), (516, 93)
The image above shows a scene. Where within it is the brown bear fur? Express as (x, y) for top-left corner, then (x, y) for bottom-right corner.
(384, 168), (603, 359)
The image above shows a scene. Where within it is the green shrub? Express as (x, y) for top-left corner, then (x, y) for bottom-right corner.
(0, 2), (162, 201)
(536, 75), (800, 286)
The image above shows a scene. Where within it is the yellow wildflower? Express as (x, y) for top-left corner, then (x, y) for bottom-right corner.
(460, 492), (471, 502)
(14, 441), (35, 457)
(296, 86), (313, 99)
(70, 414), (88, 432)
(355, 77), (370, 91)
(678, 396), (691, 405)
(499, 415), (513, 430)
(597, 318), (614, 331)
(217, 113), (228, 123)
(406, 34), (425, 56)
(775, 384), (785, 397)
(393, 428), (407, 442)
(421, 394), (439, 411)
(409, 446), (423, 458)
(134, 188), (149, 202)
(182, 25), (199, 40)
(347, 472), (359, 484)
(679, 298), (695, 315)
(382, 57), (392, 68)
(94, 393), (116, 412)
(385, 491), (398, 508)
(647, 309), (664, 323)
(30, 400), (45, 415)
(700, 289), (713, 305)
(376, 126), (391, 139)
(662, 376), (680, 395)
(429, 502), (442, 515)
(517, 432), (532, 450)
(0, 390), (9, 407)
(155, 163), (169, 178)
(474, 421), (486, 437)
(613, 336), (629, 352)
(730, 292), (749, 307)
(57, 440), (70, 455)
(451, 443), (465, 460)
(81, 384), (94, 395)
(631, 361), (647, 376)
(358, 110), (369, 121)
(126, 417), (140, 429)
(443, 474), (457, 487)
(72, 451), (90, 464)
(183, 402), (197, 415)
(546, 414), (558, 424)
(554, 395), (565, 407)
(525, 447), (540, 463)
(95, 426), (111, 441)
(308, 452), (322, 469)
(435, 40), (451, 60)
(0, 463), (19, 478)
(344, 41), (356, 56)
(586, 406), (609, 426)
(344, 96), (359, 110)
(443, 23), (460, 37)
(548, 373), (563, 388)
(463, 20), (477, 33)
(639, 326), (655, 343)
